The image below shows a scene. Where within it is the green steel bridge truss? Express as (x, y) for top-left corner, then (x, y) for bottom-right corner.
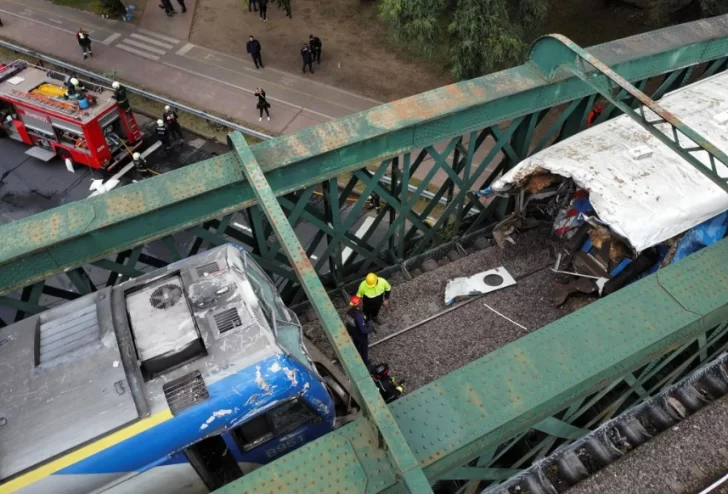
(1, 15), (728, 493)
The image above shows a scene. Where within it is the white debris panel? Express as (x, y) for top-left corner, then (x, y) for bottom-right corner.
(444, 266), (516, 305)
(493, 71), (728, 252)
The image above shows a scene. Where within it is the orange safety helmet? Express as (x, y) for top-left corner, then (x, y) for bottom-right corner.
(349, 295), (362, 307)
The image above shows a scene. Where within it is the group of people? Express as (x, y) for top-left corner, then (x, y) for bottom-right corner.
(246, 34), (322, 74)
(155, 106), (184, 150)
(248, 0), (291, 19)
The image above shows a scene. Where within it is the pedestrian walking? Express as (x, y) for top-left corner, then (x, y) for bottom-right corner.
(277, 0), (291, 18)
(249, 0), (258, 12)
(177, 0), (187, 13)
(111, 81), (131, 112)
(301, 44), (313, 74)
(255, 88), (271, 121)
(159, 0), (176, 16)
(356, 273), (392, 325)
(76, 28), (92, 59)
(247, 36), (264, 69)
(259, 0), (268, 21)
(163, 105), (184, 142)
(156, 119), (171, 150)
(344, 296), (374, 366)
(309, 34), (322, 64)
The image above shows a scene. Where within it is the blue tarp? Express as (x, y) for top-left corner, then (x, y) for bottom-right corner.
(672, 212), (728, 263)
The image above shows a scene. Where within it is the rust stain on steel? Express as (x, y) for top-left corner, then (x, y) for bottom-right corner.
(103, 189), (148, 220)
(367, 83), (488, 129)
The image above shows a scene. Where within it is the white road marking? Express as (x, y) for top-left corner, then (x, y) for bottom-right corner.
(137, 27), (180, 44)
(47, 18), (63, 24)
(120, 39), (167, 55)
(341, 216), (375, 263)
(233, 222), (253, 232)
(129, 33), (175, 49)
(310, 255), (318, 260)
(115, 44), (160, 61)
(102, 32), (122, 45)
(176, 42), (195, 56)
(162, 61), (337, 120)
(204, 53), (223, 62)
(0, 8), (75, 35)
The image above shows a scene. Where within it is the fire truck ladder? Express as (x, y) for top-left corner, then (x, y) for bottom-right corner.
(529, 34), (728, 195)
(0, 61), (27, 84)
(11, 89), (78, 117)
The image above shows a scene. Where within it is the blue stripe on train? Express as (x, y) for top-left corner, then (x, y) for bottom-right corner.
(58, 353), (334, 474)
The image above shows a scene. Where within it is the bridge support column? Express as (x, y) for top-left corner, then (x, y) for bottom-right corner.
(228, 131), (432, 493)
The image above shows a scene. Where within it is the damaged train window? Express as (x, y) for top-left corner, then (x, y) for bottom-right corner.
(232, 399), (318, 451)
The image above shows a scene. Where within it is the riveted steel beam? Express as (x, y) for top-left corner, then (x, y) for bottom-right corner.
(2, 18), (728, 297)
(529, 34), (728, 194)
(228, 132), (432, 493)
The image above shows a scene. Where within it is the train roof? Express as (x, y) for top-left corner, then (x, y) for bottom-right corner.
(0, 60), (119, 124)
(493, 70), (728, 252)
(0, 245), (306, 481)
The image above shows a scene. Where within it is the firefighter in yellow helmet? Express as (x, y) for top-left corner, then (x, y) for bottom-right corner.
(356, 273), (391, 325)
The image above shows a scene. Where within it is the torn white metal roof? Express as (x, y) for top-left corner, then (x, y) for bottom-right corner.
(493, 71), (728, 252)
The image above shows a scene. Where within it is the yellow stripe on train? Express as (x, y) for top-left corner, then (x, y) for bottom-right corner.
(0, 410), (173, 494)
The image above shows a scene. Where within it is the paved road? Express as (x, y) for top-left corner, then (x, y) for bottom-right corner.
(0, 0), (380, 134)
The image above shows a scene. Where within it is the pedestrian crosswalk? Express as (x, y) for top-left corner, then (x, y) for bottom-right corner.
(115, 30), (180, 61)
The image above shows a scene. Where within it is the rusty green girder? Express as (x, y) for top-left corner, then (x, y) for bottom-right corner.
(1, 14), (728, 494)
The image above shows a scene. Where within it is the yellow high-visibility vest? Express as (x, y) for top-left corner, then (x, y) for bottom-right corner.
(356, 277), (391, 299)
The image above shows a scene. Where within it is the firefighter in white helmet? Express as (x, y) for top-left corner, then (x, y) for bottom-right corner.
(111, 81), (131, 112)
(162, 105), (183, 142)
(155, 119), (170, 150)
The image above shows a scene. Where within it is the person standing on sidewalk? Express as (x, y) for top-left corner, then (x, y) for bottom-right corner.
(76, 28), (92, 59)
(159, 0), (176, 16)
(163, 105), (184, 142)
(259, 0), (268, 21)
(254, 88), (271, 121)
(247, 36), (264, 69)
(276, 0), (291, 18)
(309, 34), (322, 64)
(248, 0), (258, 12)
(301, 44), (314, 74)
(176, 0), (187, 13)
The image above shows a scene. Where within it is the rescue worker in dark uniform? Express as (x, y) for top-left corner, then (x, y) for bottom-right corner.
(111, 81), (131, 112)
(131, 152), (148, 181)
(247, 36), (264, 69)
(308, 34), (322, 64)
(301, 44), (314, 74)
(356, 273), (391, 324)
(163, 105), (184, 142)
(344, 295), (373, 366)
(156, 119), (171, 150)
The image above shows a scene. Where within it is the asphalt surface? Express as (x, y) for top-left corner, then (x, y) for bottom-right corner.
(567, 395), (728, 494)
(303, 228), (581, 391)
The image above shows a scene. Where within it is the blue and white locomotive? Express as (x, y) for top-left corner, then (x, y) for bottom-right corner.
(0, 244), (357, 494)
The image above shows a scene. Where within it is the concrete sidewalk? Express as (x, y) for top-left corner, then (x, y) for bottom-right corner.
(0, 0), (380, 135)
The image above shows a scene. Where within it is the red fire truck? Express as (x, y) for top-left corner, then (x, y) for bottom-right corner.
(0, 60), (143, 169)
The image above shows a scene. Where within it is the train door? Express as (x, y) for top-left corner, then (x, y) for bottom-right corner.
(184, 435), (243, 490)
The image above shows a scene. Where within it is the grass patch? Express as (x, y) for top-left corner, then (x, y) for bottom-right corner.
(51, 0), (107, 15)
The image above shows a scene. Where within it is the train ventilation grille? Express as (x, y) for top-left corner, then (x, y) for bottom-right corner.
(196, 262), (220, 277)
(163, 370), (209, 415)
(214, 308), (243, 334)
(149, 284), (183, 310)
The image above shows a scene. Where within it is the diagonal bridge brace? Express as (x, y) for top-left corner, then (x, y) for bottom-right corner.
(228, 132), (432, 493)
(529, 34), (728, 195)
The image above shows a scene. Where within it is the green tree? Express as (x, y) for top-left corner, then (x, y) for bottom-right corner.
(379, 0), (547, 80)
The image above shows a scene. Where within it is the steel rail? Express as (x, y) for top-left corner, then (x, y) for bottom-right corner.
(0, 39), (272, 141)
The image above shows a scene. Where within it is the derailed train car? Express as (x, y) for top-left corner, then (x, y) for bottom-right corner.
(0, 245), (357, 494)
